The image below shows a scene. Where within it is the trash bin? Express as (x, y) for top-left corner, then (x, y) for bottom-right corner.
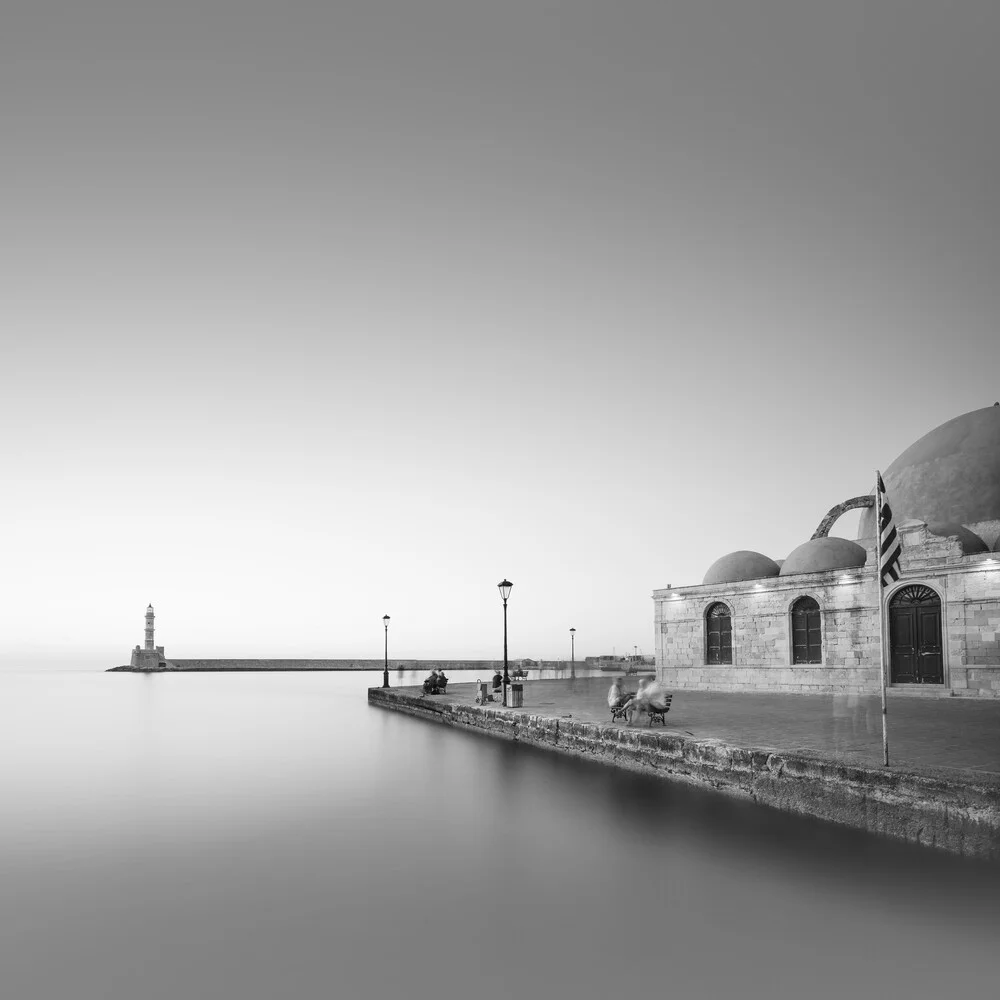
(509, 683), (524, 708)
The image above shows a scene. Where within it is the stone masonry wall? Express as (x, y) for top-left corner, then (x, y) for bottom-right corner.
(369, 687), (1000, 859)
(945, 564), (1000, 696)
(654, 571), (881, 694)
(113, 658), (573, 673)
(161, 659), (513, 671)
(654, 532), (1000, 697)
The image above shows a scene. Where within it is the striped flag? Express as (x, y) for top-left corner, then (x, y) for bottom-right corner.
(877, 473), (902, 587)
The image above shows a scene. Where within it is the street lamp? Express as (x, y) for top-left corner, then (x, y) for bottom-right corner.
(498, 579), (513, 707)
(570, 627), (576, 666)
(382, 615), (390, 688)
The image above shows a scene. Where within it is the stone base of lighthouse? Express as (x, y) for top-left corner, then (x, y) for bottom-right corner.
(129, 645), (171, 671)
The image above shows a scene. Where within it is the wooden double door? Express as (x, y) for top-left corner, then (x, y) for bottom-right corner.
(889, 585), (943, 684)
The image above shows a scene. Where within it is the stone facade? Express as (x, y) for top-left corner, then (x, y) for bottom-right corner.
(654, 526), (1000, 697)
(129, 644), (169, 670)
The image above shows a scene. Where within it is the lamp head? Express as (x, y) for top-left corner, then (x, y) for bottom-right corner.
(383, 615), (390, 625)
(497, 579), (513, 602)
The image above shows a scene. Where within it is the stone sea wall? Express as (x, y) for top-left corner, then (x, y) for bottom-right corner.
(108, 658), (578, 673)
(368, 687), (1000, 860)
(111, 659), (509, 672)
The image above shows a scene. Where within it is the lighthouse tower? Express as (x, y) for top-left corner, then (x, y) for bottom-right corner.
(129, 604), (168, 671)
(144, 604), (155, 650)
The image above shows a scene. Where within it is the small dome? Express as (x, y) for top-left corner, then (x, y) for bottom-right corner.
(926, 522), (988, 554)
(780, 537), (867, 576)
(703, 550), (780, 585)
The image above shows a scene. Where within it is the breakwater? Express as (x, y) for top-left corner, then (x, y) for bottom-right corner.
(108, 658), (576, 673)
(368, 686), (1000, 860)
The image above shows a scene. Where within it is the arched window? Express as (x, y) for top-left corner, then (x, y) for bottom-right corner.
(791, 596), (822, 664)
(706, 603), (732, 664)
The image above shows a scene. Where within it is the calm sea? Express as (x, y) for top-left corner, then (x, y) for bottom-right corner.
(0, 668), (996, 1000)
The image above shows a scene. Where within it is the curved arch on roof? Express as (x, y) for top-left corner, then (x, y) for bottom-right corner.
(811, 495), (875, 540)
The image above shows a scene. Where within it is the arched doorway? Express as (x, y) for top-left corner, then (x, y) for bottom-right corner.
(706, 603), (732, 664)
(889, 585), (943, 684)
(791, 597), (822, 664)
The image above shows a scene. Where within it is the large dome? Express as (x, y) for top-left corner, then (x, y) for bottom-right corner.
(703, 550), (780, 585)
(859, 404), (1000, 535)
(780, 537), (868, 576)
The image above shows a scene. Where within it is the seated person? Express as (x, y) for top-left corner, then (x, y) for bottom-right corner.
(633, 677), (668, 710)
(436, 670), (448, 690)
(492, 670), (503, 691)
(608, 677), (632, 709)
(423, 669), (443, 694)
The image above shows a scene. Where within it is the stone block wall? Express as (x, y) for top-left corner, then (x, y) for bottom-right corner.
(130, 646), (169, 670)
(654, 547), (1000, 697)
(118, 658), (559, 673)
(369, 687), (1000, 859)
(939, 562), (1000, 695)
(654, 571), (883, 694)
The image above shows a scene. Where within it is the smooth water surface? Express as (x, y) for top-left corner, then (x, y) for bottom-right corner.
(1, 670), (997, 1000)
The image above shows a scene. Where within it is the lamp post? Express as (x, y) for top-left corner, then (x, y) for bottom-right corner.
(382, 615), (390, 688)
(570, 627), (576, 666)
(498, 579), (513, 707)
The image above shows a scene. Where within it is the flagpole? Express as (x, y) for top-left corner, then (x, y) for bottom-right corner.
(876, 472), (890, 767)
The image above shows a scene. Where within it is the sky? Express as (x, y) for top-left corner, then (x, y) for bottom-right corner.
(2, 0), (998, 670)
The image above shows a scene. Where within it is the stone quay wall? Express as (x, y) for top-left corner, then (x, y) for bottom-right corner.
(109, 658), (577, 673)
(114, 658), (514, 672)
(369, 687), (1000, 860)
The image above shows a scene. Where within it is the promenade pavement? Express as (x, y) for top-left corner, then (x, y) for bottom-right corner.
(434, 675), (1000, 777)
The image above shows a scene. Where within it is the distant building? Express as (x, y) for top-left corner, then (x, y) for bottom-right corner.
(654, 405), (1000, 698)
(129, 604), (172, 670)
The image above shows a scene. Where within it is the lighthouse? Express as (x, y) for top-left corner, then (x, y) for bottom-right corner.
(129, 604), (169, 671)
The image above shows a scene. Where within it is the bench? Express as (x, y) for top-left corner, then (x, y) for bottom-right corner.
(610, 694), (636, 725)
(645, 695), (672, 726)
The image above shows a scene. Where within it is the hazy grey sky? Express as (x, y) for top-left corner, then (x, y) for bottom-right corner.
(2, 1), (998, 667)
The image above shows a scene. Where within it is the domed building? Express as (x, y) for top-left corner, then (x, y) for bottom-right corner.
(779, 538), (868, 576)
(703, 551), (780, 585)
(652, 405), (1000, 698)
(856, 405), (1000, 540)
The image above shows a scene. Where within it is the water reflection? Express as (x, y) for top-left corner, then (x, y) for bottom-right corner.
(0, 669), (996, 1000)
